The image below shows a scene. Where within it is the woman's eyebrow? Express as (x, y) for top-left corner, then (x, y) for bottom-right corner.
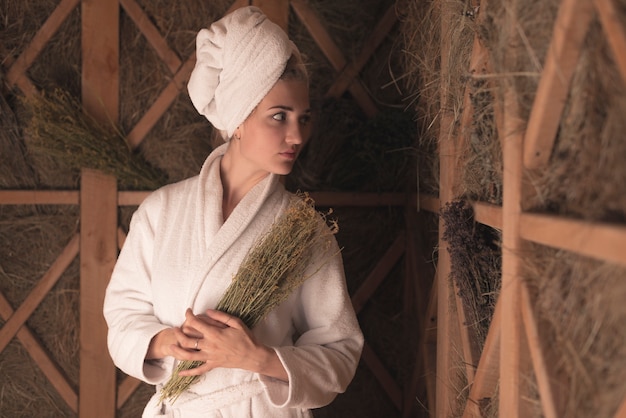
(269, 105), (311, 113)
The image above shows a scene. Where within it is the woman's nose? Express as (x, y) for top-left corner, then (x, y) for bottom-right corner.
(286, 123), (304, 144)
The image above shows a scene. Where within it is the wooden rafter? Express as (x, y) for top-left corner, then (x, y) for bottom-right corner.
(4, 0), (79, 98)
(0, 292), (78, 412)
(119, 0), (183, 74)
(462, 299), (500, 418)
(325, 3), (398, 99)
(520, 285), (559, 418)
(523, 0), (594, 169)
(124, 0), (247, 149)
(290, 0), (379, 117)
(595, 0), (626, 84)
(0, 234), (79, 353)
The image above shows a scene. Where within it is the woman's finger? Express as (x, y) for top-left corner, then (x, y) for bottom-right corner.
(204, 309), (242, 329)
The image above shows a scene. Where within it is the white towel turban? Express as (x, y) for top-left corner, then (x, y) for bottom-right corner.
(187, 6), (298, 140)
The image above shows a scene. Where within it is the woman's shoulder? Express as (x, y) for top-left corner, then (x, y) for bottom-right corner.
(138, 175), (201, 212)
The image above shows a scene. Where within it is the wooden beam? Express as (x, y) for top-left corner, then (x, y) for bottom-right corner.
(79, 169), (117, 418)
(462, 299), (501, 418)
(325, 4), (397, 99)
(351, 232), (406, 314)
(361, 342), (403, 411)
(119, 0), (182, 73)
(523, 0), (594, 169)
(499, 60), (529, 418)
(0, 292), (78, 413)
(595, 0), (626, 85)
(81, 0), (119, 123)
(402, 209), (429, 417)
(126, 57), (195, 149)
(0, 190), (79, 205)
(519, 213), (626, 268)
(5, 0), (80, 97)
(423, 280), (437, 418)
(290, 0), (379, 117)
(253, 0), (289, 31)
(520, 285), (559, 418)
(473, 201), (502, 230)
(117, 376), (143, 409)
(0, 234), (79, 354)
(435, 0), (456, 413)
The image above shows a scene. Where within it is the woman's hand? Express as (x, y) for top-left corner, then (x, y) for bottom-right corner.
(171, 308), (288, 382)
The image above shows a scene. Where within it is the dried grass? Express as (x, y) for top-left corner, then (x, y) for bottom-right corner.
(21, 89), (167, 190)
(524, 245), (626, 418)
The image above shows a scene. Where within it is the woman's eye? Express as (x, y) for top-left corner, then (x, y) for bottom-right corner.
(299, 115), (311, 125)
(272, 112), (286, 121)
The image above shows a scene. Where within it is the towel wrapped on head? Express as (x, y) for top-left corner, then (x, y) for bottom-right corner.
(187, 6), (300, 140)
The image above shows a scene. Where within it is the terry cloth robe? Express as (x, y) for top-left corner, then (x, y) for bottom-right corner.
(103, 143), (364, 418)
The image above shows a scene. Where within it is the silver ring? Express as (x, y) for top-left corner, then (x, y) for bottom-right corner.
(194, 338), (199, 350)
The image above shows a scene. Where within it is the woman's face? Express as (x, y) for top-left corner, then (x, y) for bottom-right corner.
(235, 79), (311, 176)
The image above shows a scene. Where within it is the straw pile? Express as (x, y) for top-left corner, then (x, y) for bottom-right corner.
(402, 0), (626, 416)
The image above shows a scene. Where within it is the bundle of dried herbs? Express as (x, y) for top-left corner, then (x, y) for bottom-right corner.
(159, 193), (339, 403)
(22, 89), (167, 190)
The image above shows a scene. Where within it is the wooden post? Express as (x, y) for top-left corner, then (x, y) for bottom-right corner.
(81, 0), (119, 123)
(80, 0), (119, 413)
(499, 54), (531, 418)
(80, 169), (117, 417)
(253, 0), (289, 31)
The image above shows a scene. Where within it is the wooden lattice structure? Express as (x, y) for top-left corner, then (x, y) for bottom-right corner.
(425, 0), (626, 417)
(3, 0), (626, 417)
(0, 0), (426, 417)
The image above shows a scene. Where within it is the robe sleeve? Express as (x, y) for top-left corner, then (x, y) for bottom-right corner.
(258, 237), (364, 409)
(103, 192), (172, 384)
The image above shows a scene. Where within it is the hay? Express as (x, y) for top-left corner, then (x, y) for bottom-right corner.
(0, 205), (79, 417)
(524, 245), (626, 418)
(21, 88), (167, 190)
(524, 20), (626, 221)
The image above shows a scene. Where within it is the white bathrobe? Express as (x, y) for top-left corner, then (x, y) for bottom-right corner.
(103, 143), (364, 418)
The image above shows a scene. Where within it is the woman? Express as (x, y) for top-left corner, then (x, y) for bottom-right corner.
(103, 6), (363, 418)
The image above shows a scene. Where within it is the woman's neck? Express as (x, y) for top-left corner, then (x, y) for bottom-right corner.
(219, 149), (269, 221)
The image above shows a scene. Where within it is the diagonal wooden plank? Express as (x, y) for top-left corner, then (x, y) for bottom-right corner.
(595, 0), (626, 83)
(325, 4), (398, 99)
(351, 232), (406, 314)
(462, 298), (501, 418)
(117, 375), (143, 409)
(253, 0), (289, 31)
(523, 0), (594, 169)
(290, 0), (378, 117)
(1, 47), (38, 97)
(126, 56), (196, 149)
(5, 0), (80, 95)
(119, 0), (182, 74)
(0, 291), (78, 413)
(361, 342), (403, 411)
(0, 233), (79, 354)
(521, 284), (559, 418)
